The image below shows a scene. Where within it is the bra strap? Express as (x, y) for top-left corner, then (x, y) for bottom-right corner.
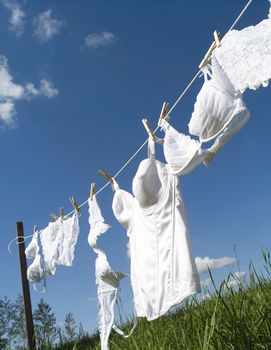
(112, 308), (138, 338)
(112, 178), (120, 192)
(148, 138), (156, 159)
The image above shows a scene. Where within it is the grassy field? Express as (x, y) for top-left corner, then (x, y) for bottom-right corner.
(56, 251), (271, 350)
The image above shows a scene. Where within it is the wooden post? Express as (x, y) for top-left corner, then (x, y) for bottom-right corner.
(16, 222), (36, 350)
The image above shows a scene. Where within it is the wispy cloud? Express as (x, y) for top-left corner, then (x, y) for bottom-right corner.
(0, 55), (59, 126)
(195, 256), (236, 274)
(1, 0), (25, 37)
(25, 79), (59, 99)
(88, 296), (97, 303)
(33, 10), (64, 43)
(83, 31), (116, 49)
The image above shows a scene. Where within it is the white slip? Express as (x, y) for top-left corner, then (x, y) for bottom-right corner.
(112, 140), (201, 321)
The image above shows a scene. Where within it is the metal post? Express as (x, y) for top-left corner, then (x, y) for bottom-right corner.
(16, 222), (36, 350)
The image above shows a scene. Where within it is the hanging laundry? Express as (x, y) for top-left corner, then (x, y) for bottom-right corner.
(88, 195), (125, 350)
(24, 213), (81, 289)
(25, 228), (44, 283)
(58, 212), (80, 267)
(214, 2), (271, 92)
(112, 139), (201, 321)
(40, 220), (62, 276)
(29, 212), (81, 278)
(162, 121), (207, 175)
(187, 57), (250, 166)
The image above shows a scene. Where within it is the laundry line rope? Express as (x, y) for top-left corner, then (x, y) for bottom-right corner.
(65, 69), (203, 218)
(7, 0), (254, 253)
(65, 0), (254, 218)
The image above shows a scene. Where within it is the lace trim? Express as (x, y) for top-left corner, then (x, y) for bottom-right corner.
(215, 16), (271, 92)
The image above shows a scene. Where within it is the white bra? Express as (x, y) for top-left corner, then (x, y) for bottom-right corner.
(188, 57), (249, 143)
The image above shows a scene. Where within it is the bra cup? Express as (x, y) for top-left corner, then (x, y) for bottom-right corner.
(112, 189), (134, 228)
(132, 159), (166, 208)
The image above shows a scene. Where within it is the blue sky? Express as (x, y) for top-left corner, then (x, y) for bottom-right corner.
(0, 0), (271, 334)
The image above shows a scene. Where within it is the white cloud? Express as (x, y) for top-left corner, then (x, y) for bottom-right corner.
(88, 297), (97, 302)
(33, 10), (64, 43)
(234, 271), (246, 279)
(0, 57), (24, 99)
(24, 79), (59, 99)
(226, 280), (239, 289)
(202, 292), (212, 301)
(0, 101), (15, 126)
(195, 256), (236, 274)
(84, 31), (116, 49)
(1, 0), (25, 37)
(25, 83), (40, 97)
(226, 271), (246, 289)
(200, 278), (212, 288)
(0, 55), (59, 126)
(39, 79), (59, 98)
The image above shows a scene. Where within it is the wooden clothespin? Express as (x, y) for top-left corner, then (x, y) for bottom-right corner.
(214, 30), (221, 48)
(60, 207), (65, 222)
(142, 118), (155, 141)
(98, 169), (114, 184)
(158, 102), (169, 126)
(199, 31), (222, 69)
(34, 225), (38, 233)
(70, 196), (80, 213)
(90, 183), (96, 201)
(50, 212), (59, 221)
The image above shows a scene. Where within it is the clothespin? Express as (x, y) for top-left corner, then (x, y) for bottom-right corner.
(158, 102), (169, 126)
(70, 196), (80, 213)
(90, 183), (96, 201)
(50, 213), (59, 221)
(98, 169), (114, 184)
(214, 30), (221, 48)
(199, 31), (222, 69)
(142, 118), (155, 141)
(60, 207), (65, 222)
(33, 225), (38, 233)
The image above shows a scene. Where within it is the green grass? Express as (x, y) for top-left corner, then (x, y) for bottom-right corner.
(56, 251), (271, 350)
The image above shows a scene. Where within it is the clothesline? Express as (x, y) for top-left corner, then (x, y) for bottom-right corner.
(8, 0), (254, 252)
(65, 0), (254, 218)
(68, 69), (202, 218)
